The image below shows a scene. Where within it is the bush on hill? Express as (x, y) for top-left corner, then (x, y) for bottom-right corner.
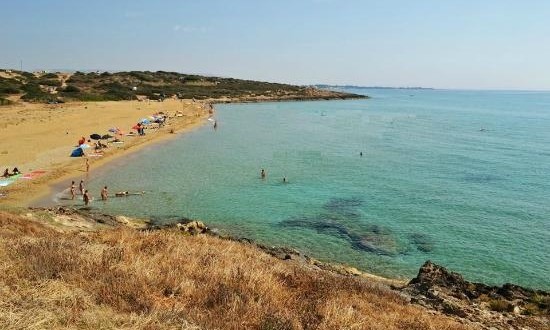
(62, 85), (81, 93)
(37, 79), (61, 87)
(20, 83), (52, 102)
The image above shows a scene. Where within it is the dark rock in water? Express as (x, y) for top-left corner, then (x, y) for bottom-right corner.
(462, 173), (502, 183)
(279, 196), (402, 256)
(280, 215), (398, 256)
(402, 261), (550, 329)
(323, 197), (364, 214)
(407, 233), (434, 252)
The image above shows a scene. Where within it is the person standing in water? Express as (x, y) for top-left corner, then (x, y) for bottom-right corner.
(260, 168), (266, 179)
(101, 186), (108, 201)
(283, 176), (287, 183)
(79, 180), (85, 195)
(70, 181), (76, 200)
(83, 190), (91, 206)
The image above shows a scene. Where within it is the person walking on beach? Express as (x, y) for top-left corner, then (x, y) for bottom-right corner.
(79, 180), (85, 195)
(260, 168), (266, 179)
(101, 186), (108, 201)
(85, 158), (90, 172)
(70, 181), (76, 200)
(83, 190), (91, 206)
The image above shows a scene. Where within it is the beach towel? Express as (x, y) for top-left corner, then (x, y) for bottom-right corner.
(22, 170), (47, 180)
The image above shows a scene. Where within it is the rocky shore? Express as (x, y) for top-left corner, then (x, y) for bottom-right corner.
(22, 206), (550, 330)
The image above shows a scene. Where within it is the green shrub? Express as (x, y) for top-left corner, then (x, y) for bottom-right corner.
(41, 73), (58, 79)
(21, 83), (51, 102)
(63, 85), (81, 93)
(37, 79), (61, 87)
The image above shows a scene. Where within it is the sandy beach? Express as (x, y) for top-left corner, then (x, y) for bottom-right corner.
(0, 99), (210, 206)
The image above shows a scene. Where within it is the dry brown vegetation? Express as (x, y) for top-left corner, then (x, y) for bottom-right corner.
(0, 211), (473, 329)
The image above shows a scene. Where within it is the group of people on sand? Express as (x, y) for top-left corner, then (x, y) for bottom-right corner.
(2, 167), (20, 178)
(69, 179), (144, 206)
(260, 168), (288, 183)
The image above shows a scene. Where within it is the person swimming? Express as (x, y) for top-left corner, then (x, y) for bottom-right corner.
(260, 168), (266, 179)
(115, 191), (145, 197)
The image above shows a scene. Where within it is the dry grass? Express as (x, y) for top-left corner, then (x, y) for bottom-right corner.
(0, 212), (473, 329)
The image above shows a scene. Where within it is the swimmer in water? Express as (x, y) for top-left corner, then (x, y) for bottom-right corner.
(260, 168), (266, 179)
(83, 190), (91, 206)
(101, 186), (108, 201)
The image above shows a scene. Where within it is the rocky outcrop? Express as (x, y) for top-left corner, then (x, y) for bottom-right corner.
(402, 261), (550, 329)
(176, 220), (208, 235)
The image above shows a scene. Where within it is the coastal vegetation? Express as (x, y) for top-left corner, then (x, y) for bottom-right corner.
(0, 210), (470, 330)
(0, 69), (365, 104)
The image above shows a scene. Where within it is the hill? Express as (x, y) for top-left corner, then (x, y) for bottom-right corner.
(0, 69), (366, 104)
(0, 209), (470, 329)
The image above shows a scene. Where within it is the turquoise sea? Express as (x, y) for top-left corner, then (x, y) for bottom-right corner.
(54, 89), (550, 290)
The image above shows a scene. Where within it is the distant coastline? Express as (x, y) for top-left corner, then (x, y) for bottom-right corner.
(316, 84), (434, 90)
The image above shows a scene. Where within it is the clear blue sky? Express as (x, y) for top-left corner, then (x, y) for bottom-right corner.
(1, 0), (549, 90)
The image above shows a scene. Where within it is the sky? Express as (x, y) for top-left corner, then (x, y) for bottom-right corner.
(1, 0), (550, 90)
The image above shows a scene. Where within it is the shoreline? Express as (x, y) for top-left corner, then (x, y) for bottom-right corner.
(2, 95), (367, 208)
(0, 99), (212, 207)
(5, 205), (548, 329)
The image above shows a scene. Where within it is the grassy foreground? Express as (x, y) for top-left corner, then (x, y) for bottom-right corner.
(0, 211), (471, 330)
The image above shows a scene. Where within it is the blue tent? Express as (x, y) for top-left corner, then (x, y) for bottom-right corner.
(70, 147), (84, 157)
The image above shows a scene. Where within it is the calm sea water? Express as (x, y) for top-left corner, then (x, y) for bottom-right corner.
(57, 89), (550, 289)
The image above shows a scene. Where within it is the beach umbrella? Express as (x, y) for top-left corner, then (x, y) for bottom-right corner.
(101, 134), (113, 140)
(108, 128), (119, 133)
(132, 124), (140, 130)
(140, 118), (151, 125)
(90, 133), (102, 140)
(79, 144), (91, 149)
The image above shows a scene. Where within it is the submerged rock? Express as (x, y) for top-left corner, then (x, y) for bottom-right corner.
(407, 233), (434, 252)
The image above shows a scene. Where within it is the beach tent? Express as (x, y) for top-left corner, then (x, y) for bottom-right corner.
(70, 147), (84, 157)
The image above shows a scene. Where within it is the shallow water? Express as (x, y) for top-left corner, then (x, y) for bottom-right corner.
(51, 89), (550, 289)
